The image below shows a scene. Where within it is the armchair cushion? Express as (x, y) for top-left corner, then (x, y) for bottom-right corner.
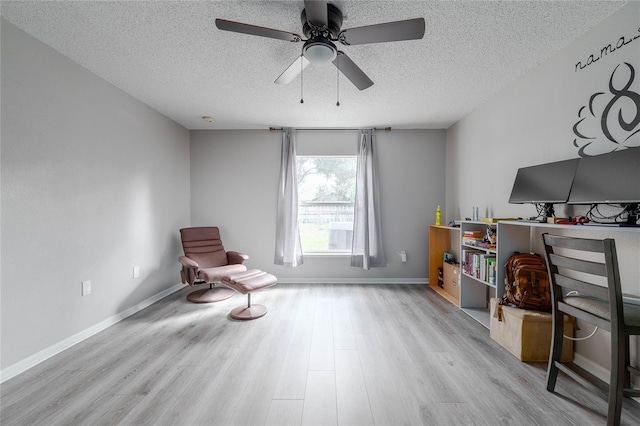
(199, 264), (247, 284)
(185, 243), (229, 268)
(222, 269), (277, 294)
(180, 227), (229, 268)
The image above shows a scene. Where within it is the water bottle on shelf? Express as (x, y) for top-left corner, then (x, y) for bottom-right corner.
(436, 205), (441, 226)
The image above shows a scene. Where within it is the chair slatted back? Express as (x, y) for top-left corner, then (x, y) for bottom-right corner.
(542, 233), (624, 333)
(180, 227), (229, 268)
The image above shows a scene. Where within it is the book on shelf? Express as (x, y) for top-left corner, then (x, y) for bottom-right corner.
(462, 231), (485, 246)
(462, 249), (496, 284)
(480, 217), (518, 223)
(463, 230), (484, 238)
(462, 238), (482, 247)
(462, 237), (496, 250)
(487, 257), (497, 285)
(476, 241), (497, 250)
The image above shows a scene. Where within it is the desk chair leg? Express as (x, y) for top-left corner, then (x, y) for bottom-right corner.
(546, 306), (564, 392)
(607, 329), (626, 426)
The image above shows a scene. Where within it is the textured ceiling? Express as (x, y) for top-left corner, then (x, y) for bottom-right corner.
(1, 1), (628, 130)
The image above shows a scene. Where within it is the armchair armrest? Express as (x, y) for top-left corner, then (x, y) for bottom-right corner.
(179, 256), (199, 268)
(178, 256), (199, 286)
(227, 251), (249, 265)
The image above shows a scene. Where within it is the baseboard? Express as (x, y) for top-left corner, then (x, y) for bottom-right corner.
(573, 352), (610, 383)
(0, 282), (187, 384)
(573, 353), (640, 404)
(277, 277), (428, 285)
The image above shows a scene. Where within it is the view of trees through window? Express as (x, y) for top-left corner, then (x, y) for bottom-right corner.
(297, 156), (357, 252)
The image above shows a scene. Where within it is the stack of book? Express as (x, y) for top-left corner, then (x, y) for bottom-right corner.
(480, 217), (518, 223)
(462, 230), (484, 247)
(476, 240), (497, 250)
(462, 250), (497, 285)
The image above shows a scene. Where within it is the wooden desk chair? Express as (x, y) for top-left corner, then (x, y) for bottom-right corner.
(542, 233), (640, 426)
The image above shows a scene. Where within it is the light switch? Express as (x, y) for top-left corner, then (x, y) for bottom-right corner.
(82, 280), (91, 296)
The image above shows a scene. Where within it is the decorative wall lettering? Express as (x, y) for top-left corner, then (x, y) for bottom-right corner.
(573, 62), (640, 157)
(575, 27), (640, 72)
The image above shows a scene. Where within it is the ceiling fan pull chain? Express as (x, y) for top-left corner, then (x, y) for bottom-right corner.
(300, 55), (304, 104)
(336, 54), (340, 107)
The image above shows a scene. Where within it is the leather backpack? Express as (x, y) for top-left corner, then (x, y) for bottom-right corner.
(500, 252), (551, 312)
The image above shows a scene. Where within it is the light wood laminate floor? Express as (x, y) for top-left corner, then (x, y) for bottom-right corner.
(2, 284), (640, 425)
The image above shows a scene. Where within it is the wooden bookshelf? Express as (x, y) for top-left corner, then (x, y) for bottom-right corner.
(428, 225), (461, 306)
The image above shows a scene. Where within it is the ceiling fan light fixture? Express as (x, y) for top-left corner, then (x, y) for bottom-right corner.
(302, 38), (337, 65)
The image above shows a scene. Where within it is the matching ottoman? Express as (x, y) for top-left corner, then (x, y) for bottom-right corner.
(221, 269), (278, 320)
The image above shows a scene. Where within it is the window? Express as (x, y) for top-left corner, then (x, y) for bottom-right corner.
(297, 156), (357, 253)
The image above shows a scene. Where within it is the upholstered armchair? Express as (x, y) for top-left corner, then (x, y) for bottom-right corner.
(179, 227), (248, 303)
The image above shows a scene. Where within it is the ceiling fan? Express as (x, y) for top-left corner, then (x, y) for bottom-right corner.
(215, 0), (425, 91)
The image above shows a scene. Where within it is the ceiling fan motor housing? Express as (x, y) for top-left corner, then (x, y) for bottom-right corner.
(301, 3), (343, 39)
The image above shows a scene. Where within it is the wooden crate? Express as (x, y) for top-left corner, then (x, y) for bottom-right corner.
(489, 298), (574, 362)
(442, 262), (460, 301)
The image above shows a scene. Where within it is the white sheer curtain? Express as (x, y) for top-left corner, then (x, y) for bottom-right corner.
(351, 129), (386, 269)
(274, 128), (304, 267)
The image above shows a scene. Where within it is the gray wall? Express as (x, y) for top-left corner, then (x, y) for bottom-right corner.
(446, 2), (640, 222)
(1, 21), (191, 371)
(445, 3), (640, 377)
(190, 129), (446, 282)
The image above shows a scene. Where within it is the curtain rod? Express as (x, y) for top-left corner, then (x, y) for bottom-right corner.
(268, 127), (392, 132)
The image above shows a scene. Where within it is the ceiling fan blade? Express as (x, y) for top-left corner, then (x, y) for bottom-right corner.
(304, 0), (328, 28)
(215, 19), (302, 42)
(339, 18), (425, 45)
(275, 55), (311, 85)
(332, 51), (373, 91)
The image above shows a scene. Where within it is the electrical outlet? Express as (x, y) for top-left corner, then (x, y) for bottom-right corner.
(133, 266), (140, 279)
(400, 250), (407, 263)
(82, 280), (92, 296)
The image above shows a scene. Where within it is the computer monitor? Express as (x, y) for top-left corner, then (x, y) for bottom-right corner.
(568, 148), (640, 225)
(509, 158), (580, 220)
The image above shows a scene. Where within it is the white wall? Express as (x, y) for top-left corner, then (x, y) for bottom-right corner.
(1, 21), (191, 373)
(190, 129), (446, 282)
(445, 2), (640, 377)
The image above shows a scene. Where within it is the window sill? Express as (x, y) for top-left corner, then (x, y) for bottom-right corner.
(303, 251), (351, 257)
